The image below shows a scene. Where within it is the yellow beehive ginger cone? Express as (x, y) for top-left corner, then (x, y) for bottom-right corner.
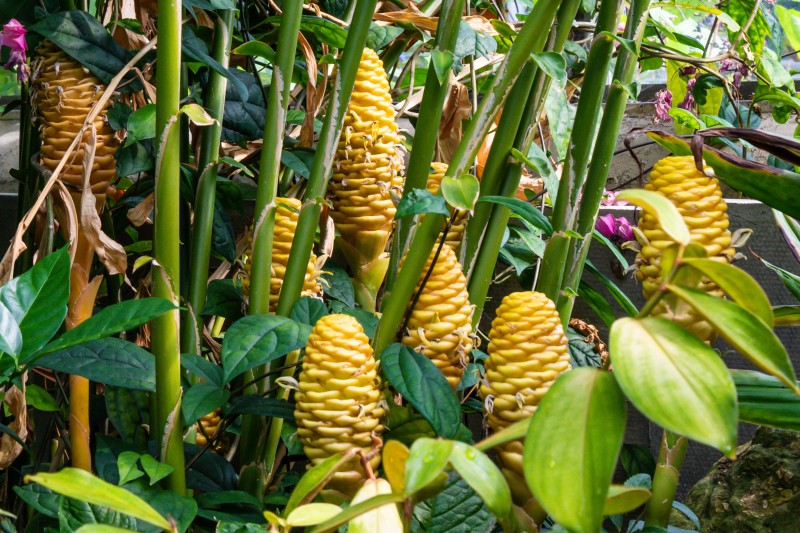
(194, 408), (227, 453)
(426, 162), (469, 252)
(31, 40), (118, 196)
(480, 291), (571, 491)
(295, 314), (385, 495)
(634, 155), (735, 342)
(401, 244), (473, 389)
(328, 48), (404, 304)
(242, 198), (321, 312)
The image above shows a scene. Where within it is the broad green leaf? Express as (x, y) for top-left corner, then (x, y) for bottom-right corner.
(36, 338), (155, 391)
(578, 281), (615, 328)
(13, 483), (59, 518)
(477, 196), (553, 235)
(0, 302), (21, 359)
(124, 104), (156, 146)
(182, 382), (229, 425)
(75, 525), (135, 533)
(616, 190), (690, 244)
(108, 478), (198, 532)
(430, 50), (455, 84)
(200, 279), (243, 320)
(668, 108), (704, 131)
(454, 21), (497, 63)
(411, 473), (496, 533)
(544, 85), (575, 158)
(774, 305), (800, 326)
(366, 23), (404, 50)
(139, 455), (174, 486)
(180, 353), (224, 386)
(25, 384), (59, 412)
(474, 418), (531, 451)
(58, 497), (138, 532)
(104, 387), (149, 448)
(682, 258), (773, 326)
(396, 189), (451, 218)
(286, 503), (342, 527)
(667, 285), (798, 392)
(609, 317), (737, 455)
(732, 370), (800, 431)
(449, 442), (512, 526)
(232, 41), (275, 61)
(39, 298), (176, 357)
(222, 68), (265, 143)
(290, 297), (328, 328)
(381, 344), (461, 439)
(220, 314), (312, 382)
(321, 263), (355, 309)
(180, 103), (215, 126)
(603, 485), (651, 515)
(223, 396), (295, 421)
(441, 174), (480, 212)
(524, 368), (626, 533)
(285, 453), (349, 514)
(182, 29), (248, 99)
(0, 246), (70, 359)
(530, 51), (567, 86)
(25, 468), (170, 529)
(405, 438), (453, 496)
(117, 452), (145, 486)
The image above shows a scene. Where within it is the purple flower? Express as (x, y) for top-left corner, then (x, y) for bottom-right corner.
(596, 213), (617, 239)
(654, 89), (672, 123)
(679, 78), (695, 110)
(721, 59), (749, 89)
(595, 213), (634, 244)
(1, 19), (28, 83)
(616, 217), (633, 242)
(601, 189), (629, 207)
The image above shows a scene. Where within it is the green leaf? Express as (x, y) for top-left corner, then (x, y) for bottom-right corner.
(668, 108), (704, 131)
(682, 258), (773, 326)
(180, 103), (216, 126)
(183, 382), (230, 426)
(180, 353), (223, 386)
(307, 494), (406, 533)
(411, 473), (496, 533)
(545, 85), (575, 159)
(578, 281), (615, 329)
(615, 189), (690, 244)
(732, 369), (800, 431)
(603, 485), (651, 515)
(396, 189), (450, 218)
(122, 479), (197, 532)
(124, 104), (156, 146)
(585, 261), (637, 317)
(182, 28), (248, 100)
(277, 15), (347, 47)
(609, 317), (738, 455)
(75, 525), (136, 533)
(220, 314), (312, 382)
(774, 305), (800, 326)
(105, 387), (149, 448)
(36, 338), (155, 391)
(285, 454), (350, 514)
(381, 344), (461, 439)
(693, 74), (725, 106)
(25, 468), (170, 529)
(441, 174), (480, 212)
(478, 196), (553, 235)
(27, 10), (141, 91)
(321, 263), (355, 309)
(0, 246), (70, 359)
(58, 497), (138, 533)
(530, 51), (567, 86)
(222, 68), (266, 143)
(139, 455), (174, 486)
(449, 442), (512, 526)
(201, 279), (243, 320)
(0, 302), (22, 358)
(286, 503), (342, 527)
(430, 50), (455, 85)
(13, 484), (59, 518)
(404, 438), (453, 496)
(290, 297), (328, 328)
(366, 23), (404, 50)
(524, 368), (626, 533)
(759, 257), (800, 302)
(39, 298), (176, 357)
(223, 396), (295, 421)
(474, 418), (531, 451)
(116, 452), (145, 486)
(454, 21), (497, 63)
(667, 285), (798, 392)
(26, 384), (59, 412)
(599, 31), (639, 55)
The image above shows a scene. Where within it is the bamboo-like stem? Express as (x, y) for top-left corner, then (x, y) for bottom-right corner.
(645, 431), (688, 528)
(535, 0), (625, 308)
(372, 0), (564, 357)
(183, 10), (235, 361)
(554, 0), (652, 322)
(274, 0), (380, 318)
(387, 0), (465, 290)
(237, 0), (304, 493)
(152, 0), (186, 493)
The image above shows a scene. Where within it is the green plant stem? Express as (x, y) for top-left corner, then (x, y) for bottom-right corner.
(554, 0), (652, 322)
(645, 431), (689, 528)
(535, 0), (624, 308)
(183, 10), (235, 362)
(372, 0), (564, 357)
(387, 0), (465, 290)
(237, 0), (304, 493)
(152, 0), (186, 494)
(275, 0), (380, 319)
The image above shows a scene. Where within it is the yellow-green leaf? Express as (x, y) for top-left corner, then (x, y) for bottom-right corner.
(603, 485), (651, 515)
(616, 189), (691, 244)
(286, 503), (342, 527)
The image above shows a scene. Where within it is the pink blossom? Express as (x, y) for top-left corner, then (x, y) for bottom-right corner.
(616, 217), (633, 242)
(596, 213), (617, 238)
(595, 213), (634, 243)
(1, 19), (27, 83)
(654, 89), (672, 123)
(721, 59), (749, 89)
(601, 189), (629, 207)
(679, 78), (695, 110)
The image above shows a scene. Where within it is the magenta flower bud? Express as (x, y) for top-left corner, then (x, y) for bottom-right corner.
(679, 78), (695, 110)
(595, 214), (618, 239)
(1, 19), (28, 83)
(616, 217), (634, 242)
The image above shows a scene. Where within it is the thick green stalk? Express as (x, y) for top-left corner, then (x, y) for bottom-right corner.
(372, 0), (564, 357)
(275, 0), (380, 318)
(645, 431), (688, 528)
(387, 0), (465, 290)
(237, 0), (304, 491)
(555, 0), (652, 321)
(152, 0), (186, 493)
(183, 10), (235, 360)
(535, 0), (624, 307)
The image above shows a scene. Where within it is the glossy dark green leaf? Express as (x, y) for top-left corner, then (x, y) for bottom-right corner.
(478, 196), (553, 235)
(616, 190), (690, 244)
(37, 338), (154, 391)
(449, 442), (512, 525)
(524, 368), (626, 532)
(732, 369), (800, 431)
(26, 384), (59, 412)
(609, 317), (738, 455)
(13, 483), (59, 518)
(404, 438), (453, 496)
(0, 247), (70, 359)
(180, 353), (223, 386)
(38, 298), (176, 358)
(201, 279), (243, 320)
(220, 314), (311, 382)
(381, 344), (461, 439)
(124, 104), (156, 146)
(454, 21), (497, 63)
(367, 22), (404, 50)
(183, 382), (230, 426)
(603, 485), (651, 515)
(321, 263), (355, 309)
(0, 301), (21, 359)
(121, 479), (197, 533)
(430, 49), (455, 84)
(105, 387), (150, 448)
(58, 496), (138, 532)
(212, 199), (236, 262)
(411, 473), (496, 533)
(620, 444), (656, 478)
(182, 28), (247, 99)
(139, 455), (173, 486)
(668, 285), (798, 392)
(585, 262), (637, 317)
(441, 174), (480, 211)
(530, 51), (567, 86)
(222, 396), (295, 421)
(290, 297), (328, 328)
(222, 68), (265, 143)
(396, 189), (450, 219)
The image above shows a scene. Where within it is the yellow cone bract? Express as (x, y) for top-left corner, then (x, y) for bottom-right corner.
(635, 156), (734, 341)
(480, 291), (571, 477)
(295, 314), (384, 495)
(402, 244), (473, 389)
(242, 198), (320, 312)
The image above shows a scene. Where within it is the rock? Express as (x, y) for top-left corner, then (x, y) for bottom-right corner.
(683, 426), (800, 532)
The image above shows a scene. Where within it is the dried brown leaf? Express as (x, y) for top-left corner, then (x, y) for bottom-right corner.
(127, 192), (155, 227)
(436, 82), (472, 163)
(0, 377), (28, 469)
